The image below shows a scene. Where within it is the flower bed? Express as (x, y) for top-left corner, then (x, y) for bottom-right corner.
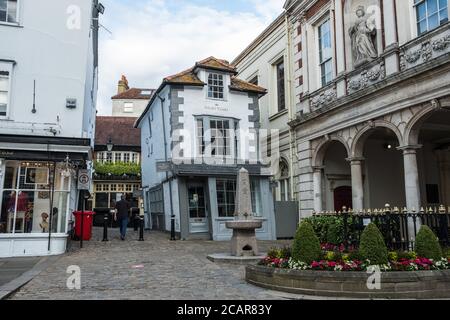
(260, 244), (450, 272)
(259, 255), (450, 272)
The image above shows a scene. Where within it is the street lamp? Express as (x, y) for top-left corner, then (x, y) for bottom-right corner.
(106, 137), (114, 152)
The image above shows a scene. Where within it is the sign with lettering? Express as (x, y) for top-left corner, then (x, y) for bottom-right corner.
(156, 161), (173, 172)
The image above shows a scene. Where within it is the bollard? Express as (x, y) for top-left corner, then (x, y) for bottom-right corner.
(139, 215), (144, 241)
(170, 214), (176, 241)
(102, 211), (109, 242)
(134, 213), (139, 232)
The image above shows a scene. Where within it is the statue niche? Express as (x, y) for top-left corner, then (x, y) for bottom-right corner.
(349, 6), (378, 68)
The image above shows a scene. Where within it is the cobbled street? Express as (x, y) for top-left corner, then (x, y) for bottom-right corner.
(9, 228), (296, 300)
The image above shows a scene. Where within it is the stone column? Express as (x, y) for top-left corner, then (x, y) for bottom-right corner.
(399, 145), (422, 239)
(312, 167), (324, 213)
(348, 158), (365, 210)
(382, 0), (400, 75)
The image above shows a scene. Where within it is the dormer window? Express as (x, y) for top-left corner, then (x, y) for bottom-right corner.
(207, 73), (224, 100)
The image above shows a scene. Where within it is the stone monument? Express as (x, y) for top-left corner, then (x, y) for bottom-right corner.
(207, 168), (265, 264)
(225, 168), (263, 257)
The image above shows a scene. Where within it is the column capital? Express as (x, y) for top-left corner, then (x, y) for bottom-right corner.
(346, 157), (365, 164)
(312, 166), (325, 172)
(397, 145), (423, 154)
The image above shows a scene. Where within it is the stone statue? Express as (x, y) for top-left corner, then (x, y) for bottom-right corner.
(349, 6), (378, 67)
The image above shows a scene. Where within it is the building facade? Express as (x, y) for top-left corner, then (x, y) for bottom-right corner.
(0, 0), (102, 257)
(111, 75), (155, 117)
(136, 57), (276, 240)
(92, 116), (142, 215)
(282, 0), (450, 234)
(233, 14), (296, 204)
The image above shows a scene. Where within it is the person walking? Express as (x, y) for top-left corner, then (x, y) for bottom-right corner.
(114, 195), (130, 240)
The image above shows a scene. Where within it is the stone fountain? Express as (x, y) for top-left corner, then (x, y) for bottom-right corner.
(207, 168), (265, 264)
(226, 168), (262, 256)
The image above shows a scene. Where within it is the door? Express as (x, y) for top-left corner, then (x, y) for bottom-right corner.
(334, 186), (353, 212)
(188, 185), (209, 233)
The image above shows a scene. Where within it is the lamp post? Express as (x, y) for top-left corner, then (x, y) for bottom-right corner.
(106, 137), (114, 152)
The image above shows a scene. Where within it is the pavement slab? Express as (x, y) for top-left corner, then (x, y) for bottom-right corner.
(8, 227), (297, 300)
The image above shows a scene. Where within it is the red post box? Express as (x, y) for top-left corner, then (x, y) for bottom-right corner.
(73, 211), (96, 241)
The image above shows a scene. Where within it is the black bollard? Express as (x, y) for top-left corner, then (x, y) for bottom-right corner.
(170, 214), (176, 241)
(134, 212), (139, 232)
(102, 211), (109, 242)
(139, 215), (144, 241)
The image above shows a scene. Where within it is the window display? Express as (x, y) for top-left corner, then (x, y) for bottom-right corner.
(0, 161), (71, 234)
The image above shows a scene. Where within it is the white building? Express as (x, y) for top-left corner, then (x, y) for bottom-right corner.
(136, 57), (277, 240)
(111, 75), (154, 117)
(282, 0), (450, 235)
(232, 14), (300, 238)
(0, 0), (102, 257)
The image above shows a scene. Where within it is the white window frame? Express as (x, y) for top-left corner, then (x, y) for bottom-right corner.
(207, 72), (226, 100)
(414, 0), (449, 35)
(123, 102), (134, 113)
(0, 61), (13, 119)
(195, 116), (239, 160)
(0, 0), (20, 26)
(317, 17), (333, 88)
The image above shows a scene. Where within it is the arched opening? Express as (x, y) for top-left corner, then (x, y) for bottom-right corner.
(316, 141), (351, 211)
(362, 127), (405, 208)
(414, 109), (450, 207)
(277, 159), (291, 201)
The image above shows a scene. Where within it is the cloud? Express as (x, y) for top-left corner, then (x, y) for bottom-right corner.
(97, 0), (284, 115)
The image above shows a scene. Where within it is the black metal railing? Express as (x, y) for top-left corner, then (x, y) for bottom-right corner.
(312, 205), (450, 251)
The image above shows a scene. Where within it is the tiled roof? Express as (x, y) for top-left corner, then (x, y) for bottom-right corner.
(163, 57), (265, 94)
(164, 67), (204, 86)
(111, 88), (155, 100)
(95, 116), (141, 147)
(230, 77), (267, 94)
(195, 56), (237, 74)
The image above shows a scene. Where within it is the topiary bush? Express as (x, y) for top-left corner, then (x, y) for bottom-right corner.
(415, 225), (443, 260)
(292, 221), (321, 263)
(359, 223), (388, 265)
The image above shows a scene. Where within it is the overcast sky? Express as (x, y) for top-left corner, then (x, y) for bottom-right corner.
(97, 0), (285, 115)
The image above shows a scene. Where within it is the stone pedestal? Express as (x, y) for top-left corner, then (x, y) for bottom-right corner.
(227, 220), (263, 256)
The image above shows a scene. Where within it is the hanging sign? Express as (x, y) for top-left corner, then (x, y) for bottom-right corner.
(77, 169), (90, 190)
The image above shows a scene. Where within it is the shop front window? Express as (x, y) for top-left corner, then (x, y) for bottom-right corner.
(0, 161), (70, 234)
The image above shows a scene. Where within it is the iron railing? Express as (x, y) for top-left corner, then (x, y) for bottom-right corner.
(313, 205), (450, 251)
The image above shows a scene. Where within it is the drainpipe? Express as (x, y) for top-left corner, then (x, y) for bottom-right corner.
(285, 12), (296, 202)
(157, 92), (176, 241)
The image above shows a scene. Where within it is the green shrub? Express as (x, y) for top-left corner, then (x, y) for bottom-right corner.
(348, 250), (363, 261)
(267, 247), (279, 259)
(94, 161), (141, 176)
(388, 251), (398, 262)
(279, 246), (292, 259)
(326, 221), (343, 245)
(444, 247), (450, 259)
(397, 251), (417, 260)
(267, 246), (291, 259)
(359, 223), (388, 265)
(292, 221), (321, 263)
(415, 225), (442, 260)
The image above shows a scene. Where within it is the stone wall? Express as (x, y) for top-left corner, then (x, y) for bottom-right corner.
(246, 265), (450, 299)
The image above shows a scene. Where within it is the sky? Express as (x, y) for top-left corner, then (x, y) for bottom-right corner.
(97, 0), (286, 115)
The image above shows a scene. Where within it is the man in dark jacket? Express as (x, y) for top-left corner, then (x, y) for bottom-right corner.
(114, 195), (130, 240)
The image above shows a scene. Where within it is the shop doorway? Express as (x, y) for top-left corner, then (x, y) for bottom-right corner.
(188, 184), (209, 234)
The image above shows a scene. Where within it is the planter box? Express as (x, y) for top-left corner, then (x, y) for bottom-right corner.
(245, 265), (450, 299)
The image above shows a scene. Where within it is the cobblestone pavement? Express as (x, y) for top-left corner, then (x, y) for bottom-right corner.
(10, 228), (296, 300)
